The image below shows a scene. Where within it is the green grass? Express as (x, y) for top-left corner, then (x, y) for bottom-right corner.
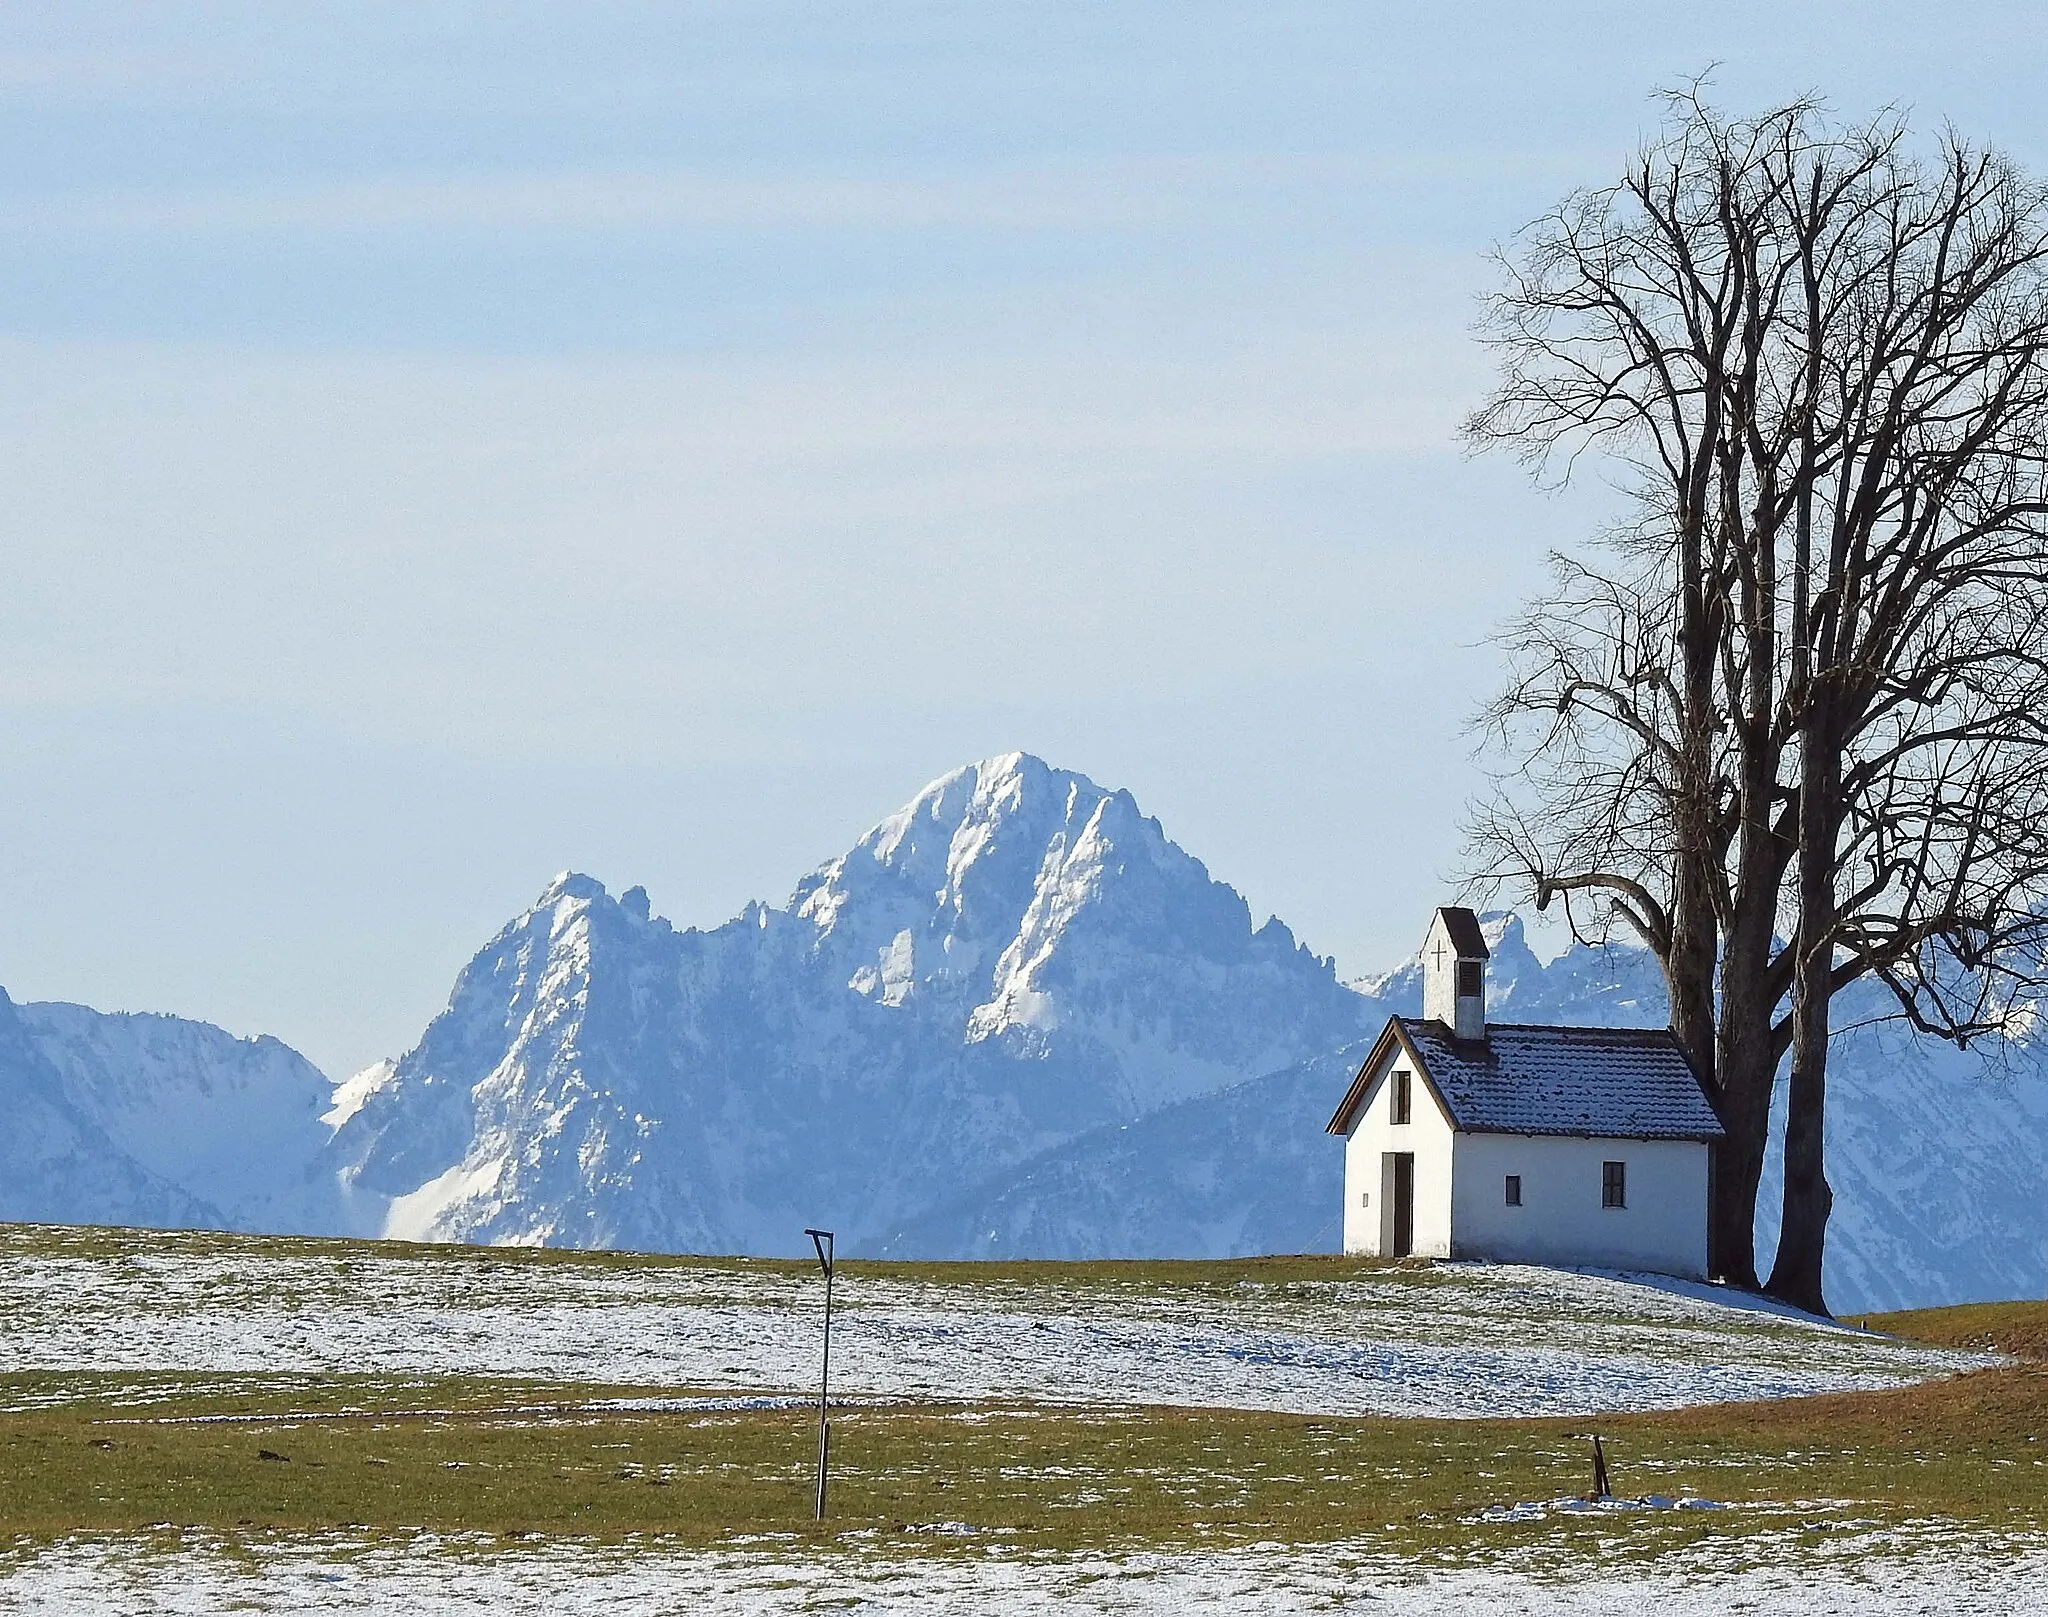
(2, 1362), (2044, 1555)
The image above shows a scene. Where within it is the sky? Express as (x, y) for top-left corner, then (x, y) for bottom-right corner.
(4, 3), (2047, 1081)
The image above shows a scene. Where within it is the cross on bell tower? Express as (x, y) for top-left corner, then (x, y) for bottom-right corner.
(1420, 907), (1490, 1041)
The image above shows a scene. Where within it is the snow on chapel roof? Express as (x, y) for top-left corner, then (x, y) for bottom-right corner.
(1327, 1016), (1725, 1141)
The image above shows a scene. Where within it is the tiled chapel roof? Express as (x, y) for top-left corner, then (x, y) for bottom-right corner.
(1326, 1017), (1725, 1142)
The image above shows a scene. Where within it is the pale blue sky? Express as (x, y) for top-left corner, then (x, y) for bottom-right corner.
(4, 3), (2046, 1079)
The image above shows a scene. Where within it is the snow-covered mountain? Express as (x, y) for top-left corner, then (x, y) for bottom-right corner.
(14, 1001), (353, 1236)
(0, 987), (222, 1231)
(325, 754), (1377, 1256)
(3, 751), (2041, 1314)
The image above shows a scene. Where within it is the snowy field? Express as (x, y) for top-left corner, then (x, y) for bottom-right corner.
(0, 1229), (2025, 1614)
(2, 1525), (2045, 1616)
(0, 1227), (1987, 1417)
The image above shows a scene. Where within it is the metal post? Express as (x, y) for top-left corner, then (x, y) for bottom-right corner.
(805, 1228), (835, 1520)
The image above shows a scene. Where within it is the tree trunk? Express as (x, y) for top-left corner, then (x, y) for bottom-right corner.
(1665, 854), (1722, 1243)
(1701, 734), (1789, 1290)
(1768, 955), (1834, 1315)
(1767, 724), (1838, 1316)
(1708, 971), (1776, 1289)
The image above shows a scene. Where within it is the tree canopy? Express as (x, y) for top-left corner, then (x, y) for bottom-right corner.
(1466, 88), (2048, 1312)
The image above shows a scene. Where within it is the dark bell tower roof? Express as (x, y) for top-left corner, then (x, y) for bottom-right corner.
(1436, 906), (1489, 960)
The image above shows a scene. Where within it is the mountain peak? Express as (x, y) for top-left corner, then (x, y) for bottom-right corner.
(791, 754), (1120, 951)
(537, 871), (610, 907)
(865, 753), (1099, 861)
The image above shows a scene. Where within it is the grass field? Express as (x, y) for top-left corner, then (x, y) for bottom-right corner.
(1, 1357), (2046, 1558)
(0, 1222), (2040, 1567)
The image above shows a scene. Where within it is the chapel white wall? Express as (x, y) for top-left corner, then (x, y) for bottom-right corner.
(1449, 1132), (1710, 1278)
(1340, 1050), (1455, 1258)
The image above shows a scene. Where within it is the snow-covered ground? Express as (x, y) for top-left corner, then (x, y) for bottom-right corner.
(2, 1525), (2043, 1615)
(0, 1229), (1986, 1418)
(0, 1229), (2019, 1611)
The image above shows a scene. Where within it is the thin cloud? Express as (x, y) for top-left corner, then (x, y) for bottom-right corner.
(0, 149), (1591, 242)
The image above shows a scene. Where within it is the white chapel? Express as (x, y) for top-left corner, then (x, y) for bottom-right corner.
(1325, 907), (1723, 1278)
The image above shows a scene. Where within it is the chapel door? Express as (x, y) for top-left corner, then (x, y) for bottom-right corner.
(1391, 1152), (1415, 1258)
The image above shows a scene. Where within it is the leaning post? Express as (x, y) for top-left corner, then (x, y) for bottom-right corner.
(804, 1227), (835, 1520)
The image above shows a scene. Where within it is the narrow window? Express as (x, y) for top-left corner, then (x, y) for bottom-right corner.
(1602, 1160), (1627, 1209)
(1391, 1071), (1412, 1125)
(1457, 959), (1483, 996)
(1504, 1174), (1522, 1207)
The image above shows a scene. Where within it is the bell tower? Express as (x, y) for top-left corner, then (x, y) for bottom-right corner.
(1421, 906), (1489, 1041)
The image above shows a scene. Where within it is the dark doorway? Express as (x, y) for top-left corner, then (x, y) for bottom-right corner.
(1391, 1152), (1415, 1257)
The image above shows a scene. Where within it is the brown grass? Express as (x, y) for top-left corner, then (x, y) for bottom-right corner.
(1, 1222), (1434, 1292)
(1856, 1300), (2048, 1362)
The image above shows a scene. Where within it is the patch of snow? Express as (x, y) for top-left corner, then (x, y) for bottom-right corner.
(0, 1234), (1987, 1420)
(849, 928), (918, 1006)
(1467, 1494), (1730, 1523)
(1, 1524), (2043, 1615)
(382, 1159), (503, 1243)
(320, 1059), (394, 1131)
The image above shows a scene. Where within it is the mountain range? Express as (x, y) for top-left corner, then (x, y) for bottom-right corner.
(2, 752), (2042, 1313)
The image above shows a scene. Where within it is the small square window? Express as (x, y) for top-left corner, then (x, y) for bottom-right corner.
(1457, 959), (1483, 997)
(1504, 1174), (1522, 1207)
(1602, 1160), (1627, 1209)
(1391, 1071), (1412, 1125)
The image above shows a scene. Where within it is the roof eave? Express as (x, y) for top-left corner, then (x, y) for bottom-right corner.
(1326, 1016), (1465, 1134)
(1325, 1019), (1402, 1134)
(1462, 1125), (1727, 1143)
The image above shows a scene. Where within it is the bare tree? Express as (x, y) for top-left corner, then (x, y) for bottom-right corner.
(1465, 89), (2048, 1311)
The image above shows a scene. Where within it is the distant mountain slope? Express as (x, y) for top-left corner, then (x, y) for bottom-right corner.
(326, 754), (1377, 1255)
(0, 987), (219, 1231)
(16, 1001), (351, 1235)
(878, 1044), (1372, 1261)
(1789, 1009), (2048, 1313)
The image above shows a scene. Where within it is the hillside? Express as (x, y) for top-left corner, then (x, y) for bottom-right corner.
(0, 1224), (1981, 1419)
